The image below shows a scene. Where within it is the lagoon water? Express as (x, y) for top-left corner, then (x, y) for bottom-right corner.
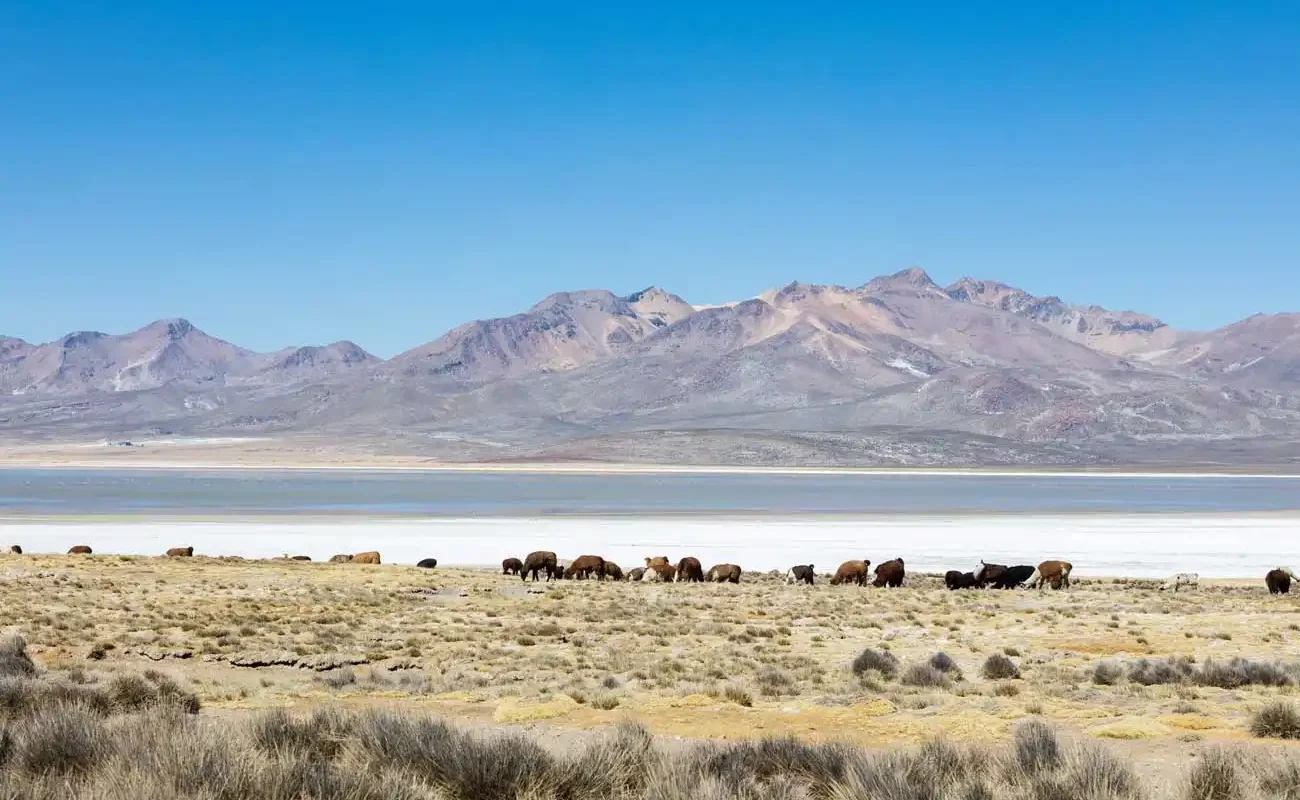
(1, 468), (1299, 516)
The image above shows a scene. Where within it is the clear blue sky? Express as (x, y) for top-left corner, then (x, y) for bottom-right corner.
(2, 3), (1297, 357)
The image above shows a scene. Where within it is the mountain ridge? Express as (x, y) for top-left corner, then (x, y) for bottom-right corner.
(3, 269), (1297, 467)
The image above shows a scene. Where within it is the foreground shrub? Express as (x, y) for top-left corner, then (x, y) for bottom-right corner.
(1252, 702), (1300, 740)
(1184, 748), (1241, 800)
(0, 640), (199, 724)
(1254, 756), (1300, 800)
(1012, 719), (1061, 775)
(0, 627), (1293, 800)
(0, 635), (36, 679)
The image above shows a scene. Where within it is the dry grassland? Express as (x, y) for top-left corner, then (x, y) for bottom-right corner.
(5, 552), (1300, 754)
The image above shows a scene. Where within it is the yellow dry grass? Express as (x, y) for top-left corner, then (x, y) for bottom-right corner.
(3, 553), (1298, 750)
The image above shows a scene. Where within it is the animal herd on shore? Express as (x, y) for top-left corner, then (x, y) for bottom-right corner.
(501, 553), (1075, 590)
(4, 545), (1299, 595)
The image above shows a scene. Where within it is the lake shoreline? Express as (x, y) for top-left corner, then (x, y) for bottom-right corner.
(5, 512), (1298, 579)
(5, 459), (1300, 479)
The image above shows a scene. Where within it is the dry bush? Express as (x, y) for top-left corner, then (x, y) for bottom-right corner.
(0, 635), (37, 679)
(902, 663), (951, 689)
(1093, 661), (1124, 686)
(851, 649), (898, 680)
(1183, 748), (1241, 800)
(1254, 756), (1300, 800)
(1128, 657), (1194, 686)
(929, 652), (961, 676)
(0, 688), (1294, 800)
(1251, 702), (1300, 740)
(981, 654), (1020, 680)
(1193, 658), (1294, 689)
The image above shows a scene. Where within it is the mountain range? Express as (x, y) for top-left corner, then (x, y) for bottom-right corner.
(4, 269), (1299, 467)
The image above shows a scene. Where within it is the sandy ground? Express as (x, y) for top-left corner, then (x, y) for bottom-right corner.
(5, 439), (1300, 476)
(5, 549), (1300, 793)
(4, 514), (1300, 577)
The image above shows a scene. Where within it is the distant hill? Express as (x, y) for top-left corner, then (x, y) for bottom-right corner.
(4, 269), (1298, 467)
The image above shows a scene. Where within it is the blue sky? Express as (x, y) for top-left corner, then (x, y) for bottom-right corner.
(2, 3), (1297, 357)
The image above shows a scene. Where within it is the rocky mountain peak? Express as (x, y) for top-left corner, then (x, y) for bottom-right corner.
(862, 267), (940, 293)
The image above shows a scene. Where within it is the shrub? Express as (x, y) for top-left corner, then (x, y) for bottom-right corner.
(1251, 702), (1300, 740)
(852, 649), (899, 680)
(902, 663), (951, 689)
(1254, 756), (1300, 800)
(982, 654), (1020, 680)
(590, 693), (620, 710)
(1092, 661), (1123, 686)
(1184, 748), (1241, 800)
(0, 635), (36, 679)
(691, 736), (852, 791)
(1012, 719), (1060, 776)
(756, 667), (796, 696)
(1194, 658), (1293, 689)
(929, 652), (960, 675)
(250, 706), (356, 762)
(318, 667), (357, 689)
(5, 704), (109, 777)
(723, 684), (753, 707)
(1128, 656), (1192, 686)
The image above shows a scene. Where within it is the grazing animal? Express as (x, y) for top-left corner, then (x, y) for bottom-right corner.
(602, 561), (624, 581)
(1161, 572), (1198, 592)
(675, 557), (704, 583)
(1267, 567), (1297, 595)
(641, 563), (677, 582)
(329, 554), (354, 563)
(626, 567), (646, 582)
(1028, 560), (1073, 590)
(502, 557), (523, 576)
(351, 551), (382, 565)
(644, 556), (670, 570)
(522, 551), (558, 582)
(68, 545), (92, 555)
(166, 547), (194, 557)
(786, 565), (815, 585)
(6, 545), (22, 554)
(830, 560), (871, 586)
(873, 558), (905, 588)
(416, 558), (438, 569)
(977, 562), (1035, 589)
(945, 570), (979, 590)
(994, 565), (1037, 590)
(568, 555), (606, 580)
(707, 564), (742, 583)
(974, 561), (1007, 587)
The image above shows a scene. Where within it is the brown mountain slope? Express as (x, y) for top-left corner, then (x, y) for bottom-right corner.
(2, 270), (1298, 467)
(389, 288), (695, 380)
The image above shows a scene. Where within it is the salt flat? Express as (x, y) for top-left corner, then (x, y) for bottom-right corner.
(4, 513), (1298, 578)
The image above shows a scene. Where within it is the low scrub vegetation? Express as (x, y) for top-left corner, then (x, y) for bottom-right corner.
(1088, 656), (1298, 691)
(982, 653), (1021, 680)
(1251, 702), (1300, 740)
(5, 636), (1300, 797)
(851, 648), (899, 680)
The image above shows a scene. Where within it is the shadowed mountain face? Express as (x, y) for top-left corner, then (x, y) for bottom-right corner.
(0, 319), (378, 397)
(3, 272), (1298, 467)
